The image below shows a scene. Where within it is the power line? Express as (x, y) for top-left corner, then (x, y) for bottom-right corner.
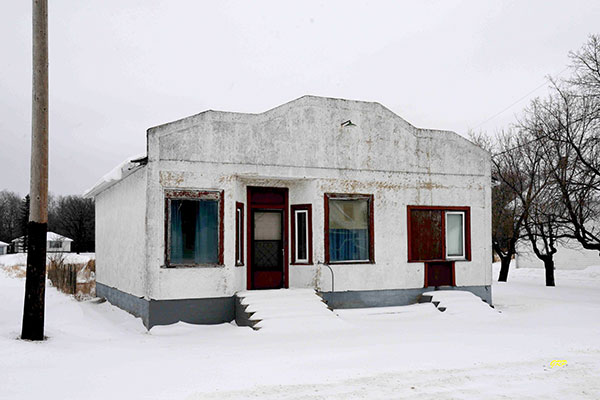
(472, 66), (570, 130)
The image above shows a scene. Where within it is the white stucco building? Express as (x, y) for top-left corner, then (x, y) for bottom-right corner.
(0, 241), (8, 255)
(11, 231), (72, 253)
(85, 96), (492, 329)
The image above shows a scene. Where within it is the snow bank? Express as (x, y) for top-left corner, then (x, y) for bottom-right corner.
(493, 261), (600, 287)
(0, 252), (95, 268)
(1, 260), (599, 399)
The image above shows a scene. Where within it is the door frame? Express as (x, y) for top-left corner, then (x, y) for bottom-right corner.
(246, 186), (289, 290)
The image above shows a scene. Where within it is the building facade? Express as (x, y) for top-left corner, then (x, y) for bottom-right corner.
(11, 231), (72, 253)
(86, 96), (492, 329)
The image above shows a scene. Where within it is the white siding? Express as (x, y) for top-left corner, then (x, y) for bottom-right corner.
(95, 167), (148, 297)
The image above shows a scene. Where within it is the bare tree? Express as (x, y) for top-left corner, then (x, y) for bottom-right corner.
(520, 178), (568, 287)
(52, 196), (95, 253)
(568, 34), (600, 97)
(519, 35), (600, 256)
(524, 89), (600, 256)
(0, 190), (22, 244)
(488, 130), (550, 282)
(469, 131), (524, 282)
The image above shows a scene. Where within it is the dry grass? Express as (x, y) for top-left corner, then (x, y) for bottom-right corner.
(0, 264), (27, 278)
(47, 256), (96, 300)
(0, 255), (96, 299)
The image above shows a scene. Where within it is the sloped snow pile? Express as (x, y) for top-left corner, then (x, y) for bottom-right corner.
(83, 153), (145, 197)
(237, 288), (346, 332)
(424, 290), (499, 318)
(335, 302), (440, 322)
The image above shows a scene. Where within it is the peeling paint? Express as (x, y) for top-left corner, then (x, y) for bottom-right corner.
(159, 171), (184, 187)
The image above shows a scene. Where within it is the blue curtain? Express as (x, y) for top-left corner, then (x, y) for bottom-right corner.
(195, 201), (218, 264)
(328, 198), (369, 262)
(170, 201), (184, 263)
(329, 229), (368, 262)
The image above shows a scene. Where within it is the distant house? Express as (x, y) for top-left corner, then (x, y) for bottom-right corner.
(0, 241), (8, 255)
(85, 95), (492, 329)
(11, 231), (73, 253)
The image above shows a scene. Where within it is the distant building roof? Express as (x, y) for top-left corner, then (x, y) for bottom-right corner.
(0, 241), (8, 247)
(11, 232), (73, 243)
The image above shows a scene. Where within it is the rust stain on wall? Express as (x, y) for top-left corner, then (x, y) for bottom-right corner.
(319, 178), (449, 192)
(159, 171), (185, 187)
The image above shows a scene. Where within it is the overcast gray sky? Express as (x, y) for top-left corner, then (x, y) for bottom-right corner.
(1, 1), (599, 196)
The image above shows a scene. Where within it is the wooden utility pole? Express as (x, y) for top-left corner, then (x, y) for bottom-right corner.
(22, 0), (49, 341)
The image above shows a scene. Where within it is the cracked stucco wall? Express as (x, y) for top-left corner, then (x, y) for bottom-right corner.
(96, 96), (492, 300)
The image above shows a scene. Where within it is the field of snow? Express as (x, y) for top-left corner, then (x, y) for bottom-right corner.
(1, 260), (599, 399)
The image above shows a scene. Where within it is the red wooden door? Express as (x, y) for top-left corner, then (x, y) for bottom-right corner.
(247, 187), (288, 290)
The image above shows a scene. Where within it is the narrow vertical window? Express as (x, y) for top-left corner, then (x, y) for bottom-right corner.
(291, 204), (312, 264)
(295, 210), (308, 263)
(236, 202), (244, 266)
(445, 211), (465, 259)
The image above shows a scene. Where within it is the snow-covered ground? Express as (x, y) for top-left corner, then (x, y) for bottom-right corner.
(1, 259), (599, 400)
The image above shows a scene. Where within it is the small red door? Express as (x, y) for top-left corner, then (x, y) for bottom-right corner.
(425, 261), (455, 287)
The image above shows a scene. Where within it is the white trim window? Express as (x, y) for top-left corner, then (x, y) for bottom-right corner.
(445, 211), (465, 259)
(294, 209), (309, 263)
(236, 204), (244, 265)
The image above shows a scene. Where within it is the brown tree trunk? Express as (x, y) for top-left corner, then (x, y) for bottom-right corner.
(498, 256), (511, 282)
(544, 258), (555, 287)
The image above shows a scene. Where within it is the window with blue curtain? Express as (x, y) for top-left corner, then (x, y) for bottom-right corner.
(170, 198), (219, 265)
(328, 198), (370, 262)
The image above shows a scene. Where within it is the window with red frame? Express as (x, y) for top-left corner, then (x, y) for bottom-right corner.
(407, 206), (470, 262)
(291, 204), (312, 264)
(235, 202), (244, 266)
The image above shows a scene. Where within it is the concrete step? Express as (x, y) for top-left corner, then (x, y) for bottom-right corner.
(234, 288), (340, 330)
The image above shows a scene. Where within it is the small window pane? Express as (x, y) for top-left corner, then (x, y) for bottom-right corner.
(170, 199), (219, 264)
(296, 211), (307, 261)
(254, 212), (281, 240)
(329, 199), (369, 262)
(446, 213), (464, 257)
